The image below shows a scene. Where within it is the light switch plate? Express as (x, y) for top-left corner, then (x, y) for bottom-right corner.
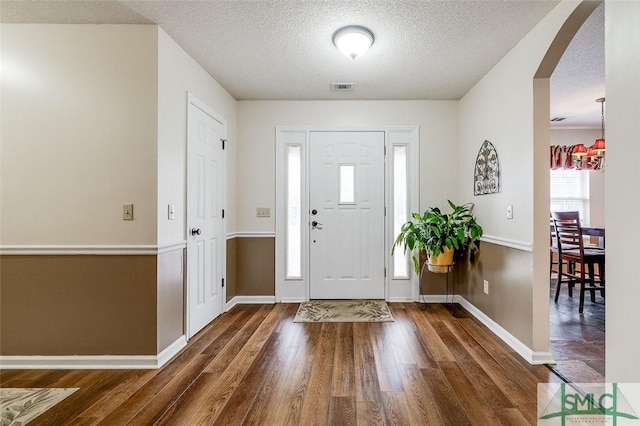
(168, 204), (175, 220)
(256, 207), (270, 217)
(506, 205), (513, 220)
(483, 280), (489, 294)
(123, 204), (134, 220)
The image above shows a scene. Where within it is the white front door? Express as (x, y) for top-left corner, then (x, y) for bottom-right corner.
(309, 131), (385, 299)
(187, 101), (225, 338)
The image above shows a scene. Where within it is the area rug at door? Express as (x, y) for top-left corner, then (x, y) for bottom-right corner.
(1, 388), (78, 425)
(294, 300), (394, 323)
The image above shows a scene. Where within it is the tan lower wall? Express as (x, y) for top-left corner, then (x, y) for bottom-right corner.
(157, 249), (184, 353)
(0, 255), (157, 355)
(235, 237), (275, 296)
(226, 238), (237, 301)
(456, 242), (534, 348)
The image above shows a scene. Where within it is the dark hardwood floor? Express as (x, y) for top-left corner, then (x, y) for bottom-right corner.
(1, 302), (563, 425)
(548, 279), (605, 383)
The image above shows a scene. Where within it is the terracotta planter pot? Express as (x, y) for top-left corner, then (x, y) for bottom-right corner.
(427, 246), (454, 273)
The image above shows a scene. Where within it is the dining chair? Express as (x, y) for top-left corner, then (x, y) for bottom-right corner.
(551, 211), (605, 313)
(550, 219), (559, 276)
(550, 217), (574, 296)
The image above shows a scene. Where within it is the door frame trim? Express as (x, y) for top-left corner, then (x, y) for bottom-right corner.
(185, 93), (227, 339)
(275, 126), (419, 302)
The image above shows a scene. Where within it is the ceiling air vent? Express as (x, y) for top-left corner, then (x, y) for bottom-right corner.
(330, 83), (354, 91)
(551, 117), (567, 122)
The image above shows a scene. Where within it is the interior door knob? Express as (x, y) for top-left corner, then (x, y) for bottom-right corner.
(191, 228), (201, 236)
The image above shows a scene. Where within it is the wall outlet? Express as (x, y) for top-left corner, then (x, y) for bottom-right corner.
(256, 207), (270, 217)
(123, 204), (134, 220)
(483, 279), (489, 294)
(506, 204), (513, 219)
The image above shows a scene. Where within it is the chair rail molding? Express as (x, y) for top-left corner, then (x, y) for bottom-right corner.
(481, 235), (532, 252)
(0, 242), (186, 256)
(226, 232), (276, 240)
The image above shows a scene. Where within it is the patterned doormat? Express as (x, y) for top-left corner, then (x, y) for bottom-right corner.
(294, 300), (394, 323)
(1, 388), (78, 425)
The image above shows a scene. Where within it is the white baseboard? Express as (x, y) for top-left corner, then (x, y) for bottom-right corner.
(418, 294), (459, 304)
(225, 295), (276, 311)
(0, 336), (187, 370)
(278, 297), (306, 303)
(388, 297), (416, 302)
(419, 295), (555, 365)
(157, 335), (188, 367)
(531, 351), (556, 365)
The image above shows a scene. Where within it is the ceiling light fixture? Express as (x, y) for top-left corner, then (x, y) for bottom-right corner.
(573, 97), (606, 170)
(333, 25), (374, 60)
(593, 97), (606, 154)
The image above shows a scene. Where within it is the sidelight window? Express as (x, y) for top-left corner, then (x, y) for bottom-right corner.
(393, 145), (409, 278)
(286, 145), (302, 278)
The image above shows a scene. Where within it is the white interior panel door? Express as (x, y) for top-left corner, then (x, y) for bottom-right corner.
(309, 131), (385, 299)
(187, 102), (224, 338)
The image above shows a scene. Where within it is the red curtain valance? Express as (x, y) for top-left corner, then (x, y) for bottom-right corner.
(550, 145), (603, 171)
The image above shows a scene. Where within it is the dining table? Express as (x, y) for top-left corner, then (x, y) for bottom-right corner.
(582, 226), (605, 248)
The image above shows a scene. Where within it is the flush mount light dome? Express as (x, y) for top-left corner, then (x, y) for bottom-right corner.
(333, 25), (374, 60)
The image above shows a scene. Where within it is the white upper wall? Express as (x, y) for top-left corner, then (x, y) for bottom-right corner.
(157, 28), (238, 244)
(1, 24), (158, 245)
(459, 0), (583, 354)
(459, 1), (582, 246)
(605, 0), (640, 383)
(236, 100), (459, 233)
(550, 127), (600, 146)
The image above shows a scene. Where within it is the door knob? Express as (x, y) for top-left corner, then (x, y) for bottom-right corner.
(191, 228), (201, 236)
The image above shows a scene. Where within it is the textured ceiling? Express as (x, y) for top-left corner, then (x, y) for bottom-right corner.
(1, 0), (604, 127)
(550, 2), (604, 129)
(0, 0), (152, 24)
(121, 0), (560, 101)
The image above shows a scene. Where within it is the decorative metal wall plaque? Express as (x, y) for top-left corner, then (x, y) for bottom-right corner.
(474, 140), (500, 195)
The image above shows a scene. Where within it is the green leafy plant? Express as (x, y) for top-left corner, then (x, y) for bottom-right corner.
(392, 200), (483, 275)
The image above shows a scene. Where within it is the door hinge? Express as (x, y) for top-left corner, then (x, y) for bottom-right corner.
(384, 267), (387, 277)
(384, 146), (387, 156)
(384, 206), (387, 216)
(221, 139), (227, 150)
(222, 278), (225, 288)
(222, 209), (225, 219)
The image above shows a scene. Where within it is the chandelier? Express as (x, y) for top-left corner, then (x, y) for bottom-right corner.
(572, 97), (606, 170)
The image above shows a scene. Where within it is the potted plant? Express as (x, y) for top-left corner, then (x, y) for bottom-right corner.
(392, 200), (483, 274)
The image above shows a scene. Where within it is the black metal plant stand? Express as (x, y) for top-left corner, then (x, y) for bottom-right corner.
(420, 264), (455, 310)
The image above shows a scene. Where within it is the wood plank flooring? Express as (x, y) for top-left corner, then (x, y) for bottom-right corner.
(1, 303), (563, 425)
